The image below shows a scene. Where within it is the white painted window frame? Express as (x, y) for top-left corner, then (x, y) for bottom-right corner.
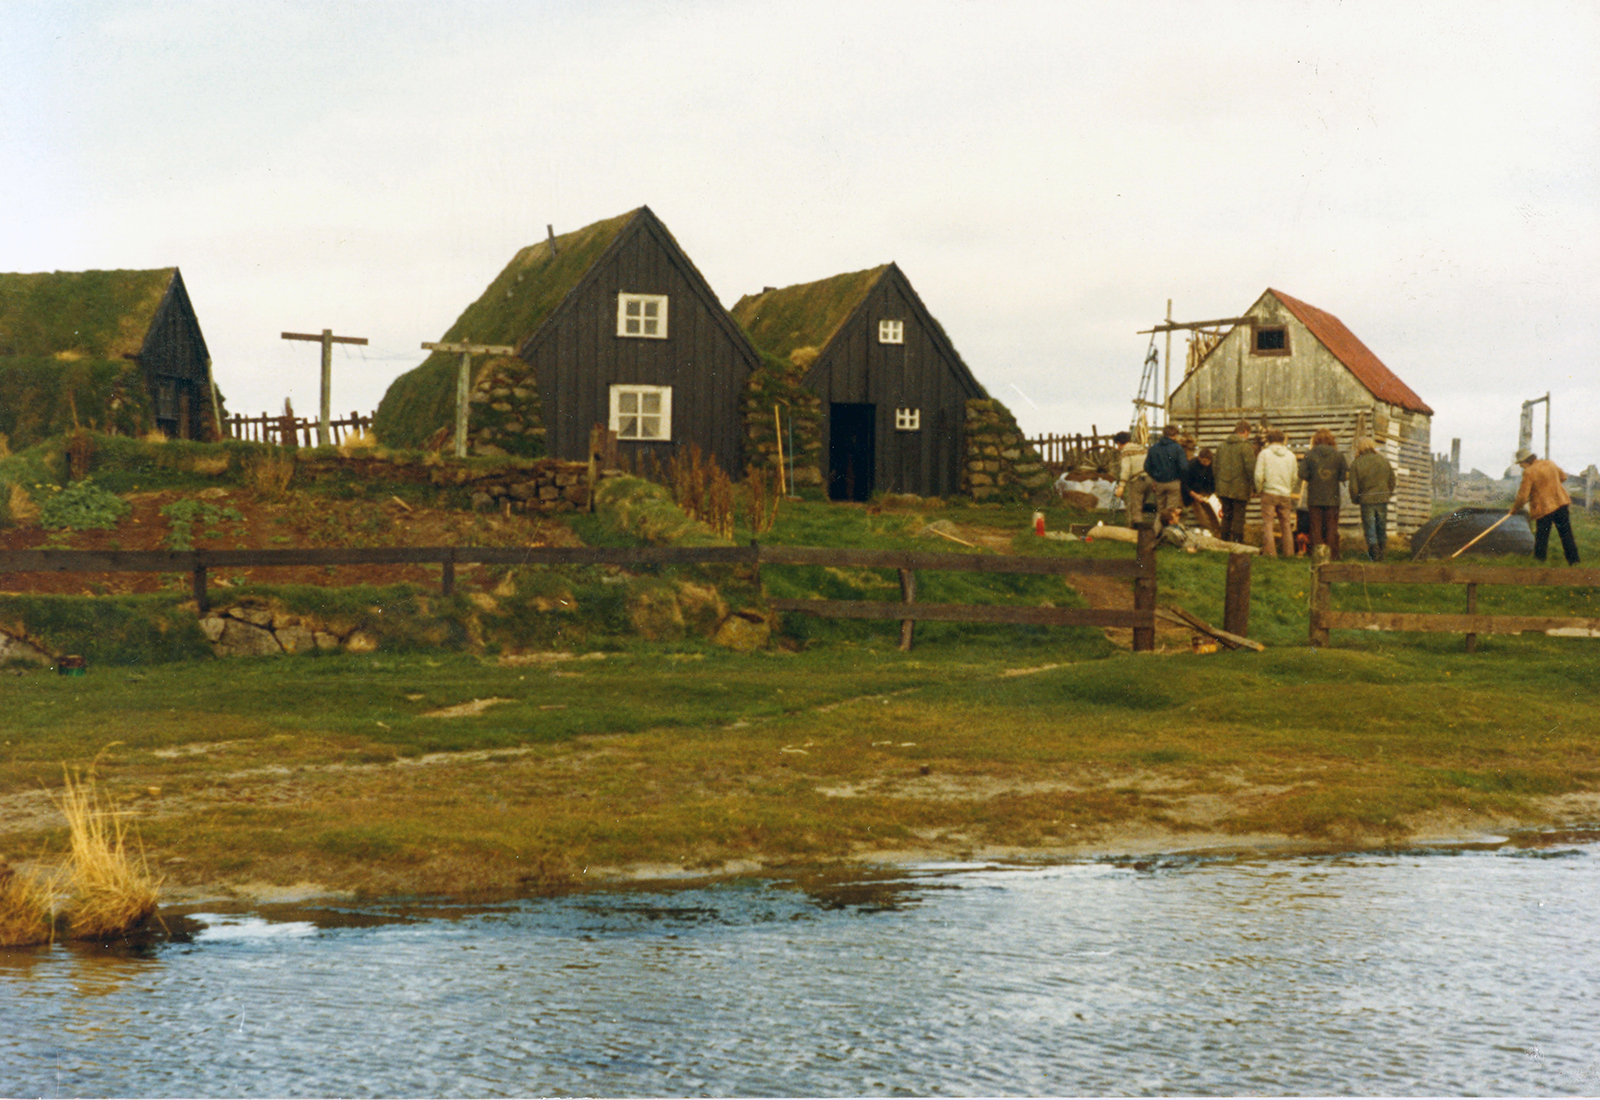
(879, 319), (904, 344)
(895, 406), (921, 431)
(610, 384), (673, 441)
(617, 293), (669, 339)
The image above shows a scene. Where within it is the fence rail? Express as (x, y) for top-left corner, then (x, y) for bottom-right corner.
(224, 411), (373, 447)
(0, 536), (1159, 652)
(1311, 560), (1600, 652)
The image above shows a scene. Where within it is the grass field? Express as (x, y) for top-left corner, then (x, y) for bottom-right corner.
(3, 631), (1597, 903)
(3, 441), (1598, 905)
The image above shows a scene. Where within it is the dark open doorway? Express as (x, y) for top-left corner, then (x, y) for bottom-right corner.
(828, 403), (875, 502)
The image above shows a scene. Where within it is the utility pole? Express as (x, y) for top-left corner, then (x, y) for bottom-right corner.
(421, 338), (517, 457)
(1163, 299), (1172, 428)
(282, 329), (368, 446)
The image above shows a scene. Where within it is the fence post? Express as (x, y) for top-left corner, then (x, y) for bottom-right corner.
(441, 547), (456, 597)
(898, 568), (916, 651)
(1223, 552), (1252, 637)
(1309, 558), (1331, 648)
(192, 556), (208, 614)
(1465, 582), (1478, 654)
(1133, 528), (1157, 652)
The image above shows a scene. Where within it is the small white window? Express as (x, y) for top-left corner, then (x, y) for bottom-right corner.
(895, 407), (920, 431)
(610, 385), (672, 440)
(617, 294), (668, 339)
(879, 319), (904, 344)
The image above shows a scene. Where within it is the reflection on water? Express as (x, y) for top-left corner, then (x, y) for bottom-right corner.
(3, 838), (1600, 1097)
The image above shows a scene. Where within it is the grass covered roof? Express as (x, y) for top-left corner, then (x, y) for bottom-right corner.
(729, 266), (889, 362)
(376, 210), (640, 448)
(0, 268), (176, 360)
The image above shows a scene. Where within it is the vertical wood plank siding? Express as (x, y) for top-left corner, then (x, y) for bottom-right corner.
(528, 219), (755, 475)
(138, 271), (211, 440)
(813, 269), (980, 498)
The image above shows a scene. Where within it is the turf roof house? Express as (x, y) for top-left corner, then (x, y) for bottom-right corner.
(0, 267), (216, 449)
(376, 207), (761, 473)
(1169, 288), (1434, 531)
(731, 264), (988, 501)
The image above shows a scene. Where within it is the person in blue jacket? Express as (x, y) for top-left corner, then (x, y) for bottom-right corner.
(1142, 423), (1189, 531)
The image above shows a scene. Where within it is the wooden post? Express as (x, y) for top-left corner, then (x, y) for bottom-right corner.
(1223, 552), (1252, 638)
(192, 561), (208, 614)
(442, 547), (456, 597)
(773, 405), (788, 496)
(421, 339), (517, 458)
(282, 329), (368, 446)
(1465, 582), (1477, 654)
(1133, 528), (1157, 652)
(1309, 559), (1332, 648)
(898, 567), (916, 651)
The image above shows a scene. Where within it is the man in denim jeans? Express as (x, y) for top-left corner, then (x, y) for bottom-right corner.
(1347, 438), (1396, 561)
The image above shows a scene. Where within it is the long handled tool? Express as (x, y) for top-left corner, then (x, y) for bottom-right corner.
(1448, 511), (1517, 559)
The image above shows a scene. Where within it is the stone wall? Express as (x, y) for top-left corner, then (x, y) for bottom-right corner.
(294, 453), (595, 514)
(962, 399), (1053, 502)
(744, 354), (823, 490)
(465, 354), (546, 458)
(198, 598), (380, 657)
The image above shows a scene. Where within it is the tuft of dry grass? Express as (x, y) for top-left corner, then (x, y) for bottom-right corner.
(337, 428), (379, 456)
(244, 449), (296, 497)
(8, 481), (40, 525)
(142, 428), (169, 444)
(57, 766), (160, 940)
(0, 862), (58, 947)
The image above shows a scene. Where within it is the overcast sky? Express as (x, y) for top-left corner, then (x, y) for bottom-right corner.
(5, 0), (1596, 475)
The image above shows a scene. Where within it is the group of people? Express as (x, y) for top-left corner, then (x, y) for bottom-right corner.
(1112, 422), (1582, 566)
(1113, 420), (1399, 561)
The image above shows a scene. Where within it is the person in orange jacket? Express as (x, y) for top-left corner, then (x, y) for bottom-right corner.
(1510, 448), (1580, 565)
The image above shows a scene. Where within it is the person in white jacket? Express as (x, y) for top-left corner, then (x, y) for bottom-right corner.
(1254, 428), (1300, 556)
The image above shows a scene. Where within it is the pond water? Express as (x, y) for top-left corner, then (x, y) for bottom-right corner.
(3, 837), (1599, 1097)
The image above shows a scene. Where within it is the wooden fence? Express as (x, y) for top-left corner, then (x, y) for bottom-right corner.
(1027, 432), (1118, 473)
(224, 411), (374, 447)
(1311, 561), (1600, 652)
(0, 536), (1160, 653)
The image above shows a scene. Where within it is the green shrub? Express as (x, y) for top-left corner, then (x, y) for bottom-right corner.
(36, 477), (130, 531)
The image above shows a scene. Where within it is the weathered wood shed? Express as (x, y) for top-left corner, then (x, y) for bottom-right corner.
(1168, 288), (1434, 531)
(376, 207), (761, 474)
(0, 267), (215, 447)
(730, 264), (986, 501)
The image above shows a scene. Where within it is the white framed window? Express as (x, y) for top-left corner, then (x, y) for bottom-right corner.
(879, 319), (904, 344)
(610, 385), (672, 440)
(617, 293), (668, 339)
(895, 407), (921, 431)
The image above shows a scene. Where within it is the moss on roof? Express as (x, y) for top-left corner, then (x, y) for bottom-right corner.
(0, 356), (155, 447)
(729, 266), (888, 361)
(376, 210), (640, 448)
(0, 269), (175, 360)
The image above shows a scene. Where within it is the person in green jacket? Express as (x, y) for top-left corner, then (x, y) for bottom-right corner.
(1211, 420), (1257, 544)
(1299, 428), (1349, 557)
(1347, 437), (1397, 561)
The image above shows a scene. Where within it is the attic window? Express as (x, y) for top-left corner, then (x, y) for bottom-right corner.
(617, 294), (668, 339)
(610, 385), (672, 441)
(895, 407), (921, 431)
(879, 320), (904, 344)
(1252, 325), (1289, 355)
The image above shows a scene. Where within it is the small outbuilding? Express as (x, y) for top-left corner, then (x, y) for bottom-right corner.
(1168, 288), (1434, 531)
(376, 207), (761, 474)
(731, 264), (986, 501)
(0, 267), (216, 448)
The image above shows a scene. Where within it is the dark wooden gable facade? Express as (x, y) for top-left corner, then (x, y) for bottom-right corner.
(0, 266), (214, 447)
(377, 207), (759, 473)
(522, 207), (759, 473)
(732, 264), (986, 500)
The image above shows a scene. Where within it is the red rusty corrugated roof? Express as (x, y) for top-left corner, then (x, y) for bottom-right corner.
(1268, 289), (1433, 415)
